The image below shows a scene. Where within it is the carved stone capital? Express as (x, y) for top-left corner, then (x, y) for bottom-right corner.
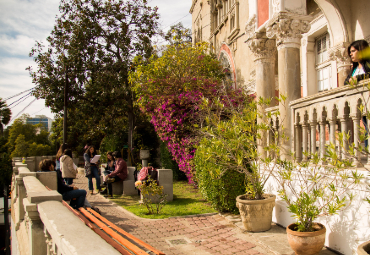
(245, 14), (256, 41)
(247, 37), (276, 62)
(266, 14), (311, 49)
(329, 43), (351, 69)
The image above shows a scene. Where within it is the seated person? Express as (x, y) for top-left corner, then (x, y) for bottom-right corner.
(102, 151), (115, 177)
(100, 151), (127, 197)
(39, 159), (86, 209)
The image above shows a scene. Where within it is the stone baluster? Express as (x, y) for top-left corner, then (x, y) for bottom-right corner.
(24, 199), (47, 255)
(302, 123), (308, 162)
(295, 123), (302, 162)
(266, 13), (311, 160)
(367, 119), (370, 167)
(340, 117), (349, 160)
(275, 117), (280, 158)
(15, 176), (26, 230)
(352, 115), (362, 167)
(268, 119), (274, 159)
(319, 121), (327, 164)
(337, 120), (342, 160)
(246, 34), (276, 159)
(310, 121), (317, 156)
(328, 118), (337, 162)
(307, 128), (311, 159)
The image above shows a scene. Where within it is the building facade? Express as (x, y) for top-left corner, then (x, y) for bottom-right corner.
(26, 115), (53, 131)
(191, 1), (370, 254)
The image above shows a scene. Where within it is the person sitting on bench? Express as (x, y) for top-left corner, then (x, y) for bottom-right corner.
(39, 159), (86, 209)
(100, 151), (127, 197)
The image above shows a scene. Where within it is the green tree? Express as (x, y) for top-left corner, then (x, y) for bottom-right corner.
(11, 135), (28, 158)
(6, 114), (52, 156)
(162, 22), (192, 45)
(0, 99), (11, 137)
(28, 0), (160, 157)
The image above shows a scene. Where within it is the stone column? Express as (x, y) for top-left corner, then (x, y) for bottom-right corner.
(366, 119), (370, 167)
(329, 43), (351, 87)
(24, 200), (47, 255)
(340, 117), (349, 160)
(310, 121), (317, 156)
(302, 123), (308, 161)
(246, 35), (276, 159)
(15, 176), (26, 230)
(266, 14), (311, 159)
(295, 124), (302, 162)
(319, 121), (327, 164)
(352, 116), (362, 167)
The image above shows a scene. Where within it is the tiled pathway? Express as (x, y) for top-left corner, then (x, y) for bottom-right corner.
(73, 174), (271, 255)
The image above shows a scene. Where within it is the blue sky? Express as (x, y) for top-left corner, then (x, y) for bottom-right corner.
(0, 0), (192, 125)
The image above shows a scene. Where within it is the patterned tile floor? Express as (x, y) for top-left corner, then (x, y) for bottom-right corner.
(73, 174), (337, 255)
(73, 174), (271, 255)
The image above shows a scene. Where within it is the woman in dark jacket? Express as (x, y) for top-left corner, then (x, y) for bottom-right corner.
(39, 159), (86, 209)
(344, 40), (370, 147)
(344, 40), (370, 85)
(84, 145), (101, 195)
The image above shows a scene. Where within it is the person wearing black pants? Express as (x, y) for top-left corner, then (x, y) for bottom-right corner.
(101, 151), (127, 197)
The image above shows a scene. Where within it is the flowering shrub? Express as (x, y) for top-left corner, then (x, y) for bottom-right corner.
(130, 42), (247, 183)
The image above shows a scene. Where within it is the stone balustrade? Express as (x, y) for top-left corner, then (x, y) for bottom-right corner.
(266, 79), (370, 165)
(11, 164), (121, 255)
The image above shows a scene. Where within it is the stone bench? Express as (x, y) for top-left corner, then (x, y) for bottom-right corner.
(100, 166), (137, 196)
(140, 169), (173, 202)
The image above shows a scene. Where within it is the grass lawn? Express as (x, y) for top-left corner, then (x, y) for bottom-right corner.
(109, 181), (217, 219)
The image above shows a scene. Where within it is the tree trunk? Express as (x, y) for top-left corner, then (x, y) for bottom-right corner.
(127, 94), (134, 166)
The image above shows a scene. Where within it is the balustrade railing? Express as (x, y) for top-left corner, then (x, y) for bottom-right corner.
(266, 79), (370, 166)
(11, 162), (121, 255)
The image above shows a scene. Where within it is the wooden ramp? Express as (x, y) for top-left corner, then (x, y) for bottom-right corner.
(62, 201), (165, 255)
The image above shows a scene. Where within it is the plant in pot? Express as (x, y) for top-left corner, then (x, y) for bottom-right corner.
(275, 150), (364, 255)
(195, 94), (278, 232)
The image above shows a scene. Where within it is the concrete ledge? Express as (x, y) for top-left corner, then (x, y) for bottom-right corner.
(27, 191), (62, 204)
(38, 201), (121, 255)
(23, 176), (49, 193)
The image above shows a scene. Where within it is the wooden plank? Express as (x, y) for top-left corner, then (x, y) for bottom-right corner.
(61, 201), (132, 255)
(86, 207), (165, 255)
(80, 208), (149, 255)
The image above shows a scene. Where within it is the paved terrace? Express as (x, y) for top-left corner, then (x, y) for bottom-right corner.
(74, 174), (337, 255)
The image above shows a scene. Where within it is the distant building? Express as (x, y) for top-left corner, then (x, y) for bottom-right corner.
(26, 115), (53, 131)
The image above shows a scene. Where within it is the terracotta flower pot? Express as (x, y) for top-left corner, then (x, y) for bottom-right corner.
(286, 223), (326, 255)
(236, 194), (276, 232)
(358, 240), (370, 255)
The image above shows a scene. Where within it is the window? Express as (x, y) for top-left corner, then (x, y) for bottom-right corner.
(316, 33), (332, 91)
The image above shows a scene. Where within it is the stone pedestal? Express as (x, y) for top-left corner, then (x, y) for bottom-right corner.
(123, 167), (138, 196)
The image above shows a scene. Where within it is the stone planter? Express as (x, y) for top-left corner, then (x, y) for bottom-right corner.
(236, 194), (276, 232)
(358, 240), (370, 255)
(286, 223), (326, 255)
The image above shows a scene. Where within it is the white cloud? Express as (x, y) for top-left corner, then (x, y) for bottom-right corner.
(0, 34), (36, 56)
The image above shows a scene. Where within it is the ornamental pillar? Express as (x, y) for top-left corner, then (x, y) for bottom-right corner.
(266, 14), (311, 160)
(302, 123), (308, 162)
(340, 117), (349, 160)
(310, 121), (317, 156)
(329, 43), (351, 87)
(246, 32), (276, 159)
(351, 114), (362, 167)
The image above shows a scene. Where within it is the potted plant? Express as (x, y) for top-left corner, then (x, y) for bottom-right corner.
(195, 95), (277, 232)
(275, 152), (364, 255)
